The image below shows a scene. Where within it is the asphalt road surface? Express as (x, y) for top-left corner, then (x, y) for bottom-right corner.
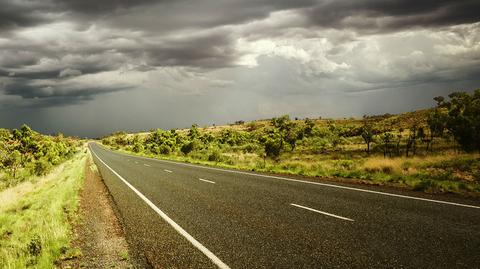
(89, 143), (480, 269)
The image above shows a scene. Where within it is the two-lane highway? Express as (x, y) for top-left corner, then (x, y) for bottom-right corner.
(89, 143), (480, 268)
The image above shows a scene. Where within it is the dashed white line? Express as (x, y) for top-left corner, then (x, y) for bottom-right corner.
(164, 169), (173, 173)
(144, 164), (151, 167)
(199, 178), (216, 184)
(90, 148), (231, 269)
(290, 203), (354, 222)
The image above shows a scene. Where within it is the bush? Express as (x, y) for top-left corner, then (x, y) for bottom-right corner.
(133, 142), (144, 153)
(413, 179), (435, 191)
(208, 151), (222, 162)
(264, 139), (282, 160)
(27, 235), (42, 257)
(158, 144), (171, 155)
(242, 143), (258, 153)
(34, 157), (52, 176)
(310, 137), (329, 153)
(181, 141), (195, 155)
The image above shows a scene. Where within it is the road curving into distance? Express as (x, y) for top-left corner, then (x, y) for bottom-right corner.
(89, 142), (480, 268)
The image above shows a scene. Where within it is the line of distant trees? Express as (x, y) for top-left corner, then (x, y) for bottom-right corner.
(103, 90), (479, 162)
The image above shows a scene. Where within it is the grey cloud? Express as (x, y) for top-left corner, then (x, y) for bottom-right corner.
(58, 68), (82, 78)
(0, 50), (39, 68)
(143, 32), (239, 69)
(68, 0), (315, 31)
(0, 0), (52, 32)
(304, 0), (480, 32)
(1, 78), (131, 108)
(53, 0), (162, 14)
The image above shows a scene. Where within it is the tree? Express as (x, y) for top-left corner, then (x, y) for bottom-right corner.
(381, 132), (394, 158)
(270, 115), (305, 152)
(258, 128), (282, 162)
(303, 118), (315, 137)
(396, 128), (404, 156)
(417, 127), (430, 152)
(188, 124), (199, 139)
(427, 108), (447, 152)
(439, 90), (480, 152)
(361, 124), (374, 154)
(3, 150), (22, 179)
(284, 123), (303, 151)
(405, 126), (418, 157)
(271, 115), (291, 149)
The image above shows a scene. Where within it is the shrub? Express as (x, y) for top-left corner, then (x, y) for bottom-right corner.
(242, 143), (258, 153)
(158, 144), (171, 155)
(413, 179), (435, 191)
(208, 150), (222, 162)
(181, 141), (195, 155)
(132, 142), (144, 153)
(310, 137), (329, 153)
(34, 157), (52, 176)
(27, 235), (42, 256)
(263, 138), (282, 160)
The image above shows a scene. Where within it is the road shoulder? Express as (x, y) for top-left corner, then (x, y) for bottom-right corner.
(61, 154), (133, 268)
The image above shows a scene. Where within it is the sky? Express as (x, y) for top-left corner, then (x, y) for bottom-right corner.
(0, 0), (479, 137)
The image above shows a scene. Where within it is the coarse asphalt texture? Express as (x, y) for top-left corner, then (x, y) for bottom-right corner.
(89, 143), (480, 269)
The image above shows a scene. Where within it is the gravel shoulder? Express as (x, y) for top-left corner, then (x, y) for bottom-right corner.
(61, 154), (133, 268)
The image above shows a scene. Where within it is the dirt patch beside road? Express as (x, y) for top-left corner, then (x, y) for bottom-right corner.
(61, 155), (133, 268)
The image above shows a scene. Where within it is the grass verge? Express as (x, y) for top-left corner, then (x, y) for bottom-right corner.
(0, 150), (86, 268)
(109, 146), (480, 196)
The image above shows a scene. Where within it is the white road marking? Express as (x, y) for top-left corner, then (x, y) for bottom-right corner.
(199, 178), (216, 184)
(98, 144), (480, 210)
(290, 203), (354, 222)
(90, 148), (231, 269)
(135, 161), (139, 164)
(164, 169), (173, 173)
(144, 164), (151, 167)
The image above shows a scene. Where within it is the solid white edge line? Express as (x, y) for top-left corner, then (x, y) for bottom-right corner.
(164, 169), (173, 173)
(290, 203), (354, 222)
(96, 144), (480, 210)
(89, 147), (231, 269)
(199, 178), (216, 184)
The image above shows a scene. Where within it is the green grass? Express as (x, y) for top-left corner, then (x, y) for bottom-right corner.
(0, 151), (86, 268)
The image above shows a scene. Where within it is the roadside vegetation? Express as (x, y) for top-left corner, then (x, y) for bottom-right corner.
(102, 90), (480, 196)
(0, 125), (79, 190)
(0, 125), (84, 268)
(0, 150), (86, 268)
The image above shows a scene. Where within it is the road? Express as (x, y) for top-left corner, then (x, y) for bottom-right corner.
(89, 143), (480, 268)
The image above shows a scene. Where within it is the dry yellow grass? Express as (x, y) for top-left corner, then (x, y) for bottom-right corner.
(362, 157), (404, 174)
(0, 162), (67, 211)
(361, 152), (474, 175)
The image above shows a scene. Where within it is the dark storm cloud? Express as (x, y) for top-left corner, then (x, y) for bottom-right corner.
(53, 0), (160, 14)
(1, 78), (131, 107)
(0, 61), (120, 80)
(0, 0), (52, 32)
(102, 0), (316, 33)
(143, 32), (239, 69)
(304, 0), (480, 32)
